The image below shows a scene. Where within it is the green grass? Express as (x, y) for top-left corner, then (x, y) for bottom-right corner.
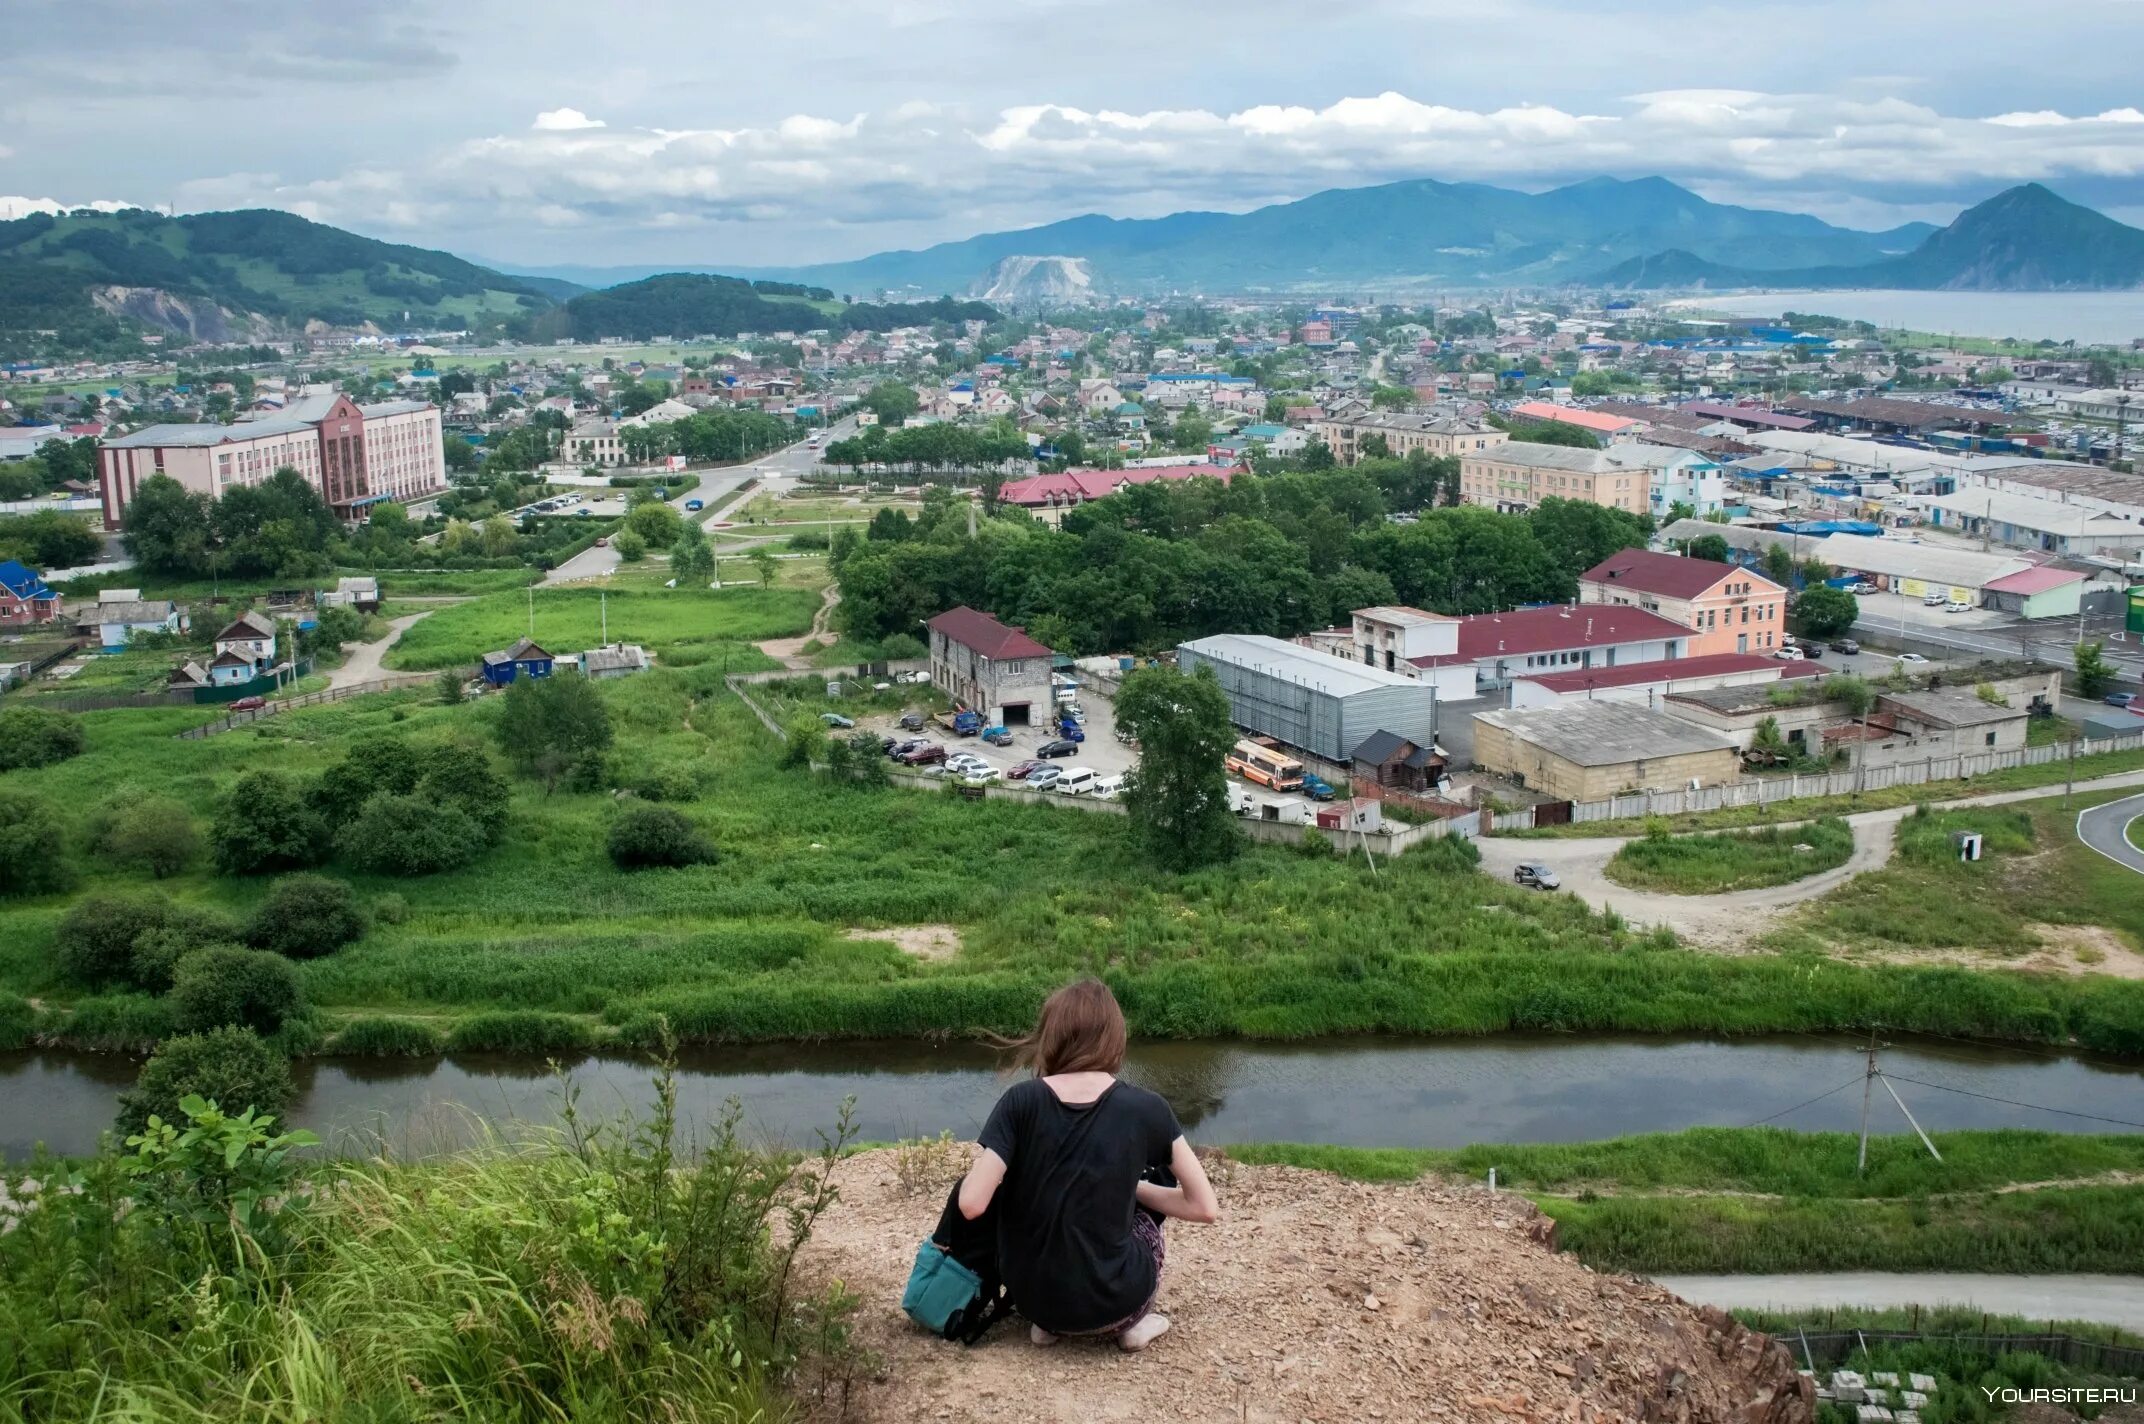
(1604, 818), (1856, 894)
(2130, 814), (2144, 852)
(380, 585), (817, 670)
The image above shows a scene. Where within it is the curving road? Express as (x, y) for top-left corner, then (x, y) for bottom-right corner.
(2077, 791), (2144, 877)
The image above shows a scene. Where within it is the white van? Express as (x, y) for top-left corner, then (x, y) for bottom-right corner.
(1091, 773), (1126, 802)
(1053, 766), (1100, 796)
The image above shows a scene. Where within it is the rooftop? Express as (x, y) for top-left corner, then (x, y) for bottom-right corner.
(1879, 688), (2027, 729)
(1582, 547), (1777, 601)
(1409, 604), (1694, 666)
(1516, 651), (1805, 694)
(928, 606), (1053, 661)
(1473, 702), (1741, 765)
(1925, 489), (2143, 539)
(1181, 633), (1429, 696)
(1510, 401), (1639, 434)
(104, 417), (316, 448)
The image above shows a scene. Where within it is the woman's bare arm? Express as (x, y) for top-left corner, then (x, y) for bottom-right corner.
(958, 1146), (1007, 1220)
(1133, 1137), (1221, 1224)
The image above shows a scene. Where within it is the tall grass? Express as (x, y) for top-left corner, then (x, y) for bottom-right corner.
(1604, 818), (1855, 894)
(383, 586), (818, 670)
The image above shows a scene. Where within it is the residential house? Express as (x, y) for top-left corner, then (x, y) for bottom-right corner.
(0, 559), (60, 626)
(1509, 402), (1642, 440)
(480, 637), (555, 687)
(578, 643), (650, 679)
(209, 610), (278, 686)
(564, 418), (626, 467)
(1579, 548), (1788, 657)
(95, 597), (183, 650)
(996, 464), (1234, 527)
(926, 606), (1054, 726)
(322, 576), (381, 613)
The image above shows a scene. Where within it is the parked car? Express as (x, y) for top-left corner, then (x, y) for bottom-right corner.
(820, 713), (854, 728)
(982, 725), (1013, 746)
(1056, 721), (1086, 743)
(945, 753), (990, 776)
(1299, 772), (1337, 802)
(1849, 581), (1878, 595)
(1828, 638), (1861, 655)
(1025, 765), (1065, 790)
(957, 766), (1002, 787)
(886, 736), (928, 758)
(1895, 652), (1930, 665)
(1944, 598), (1973, 614)
(1773, 645), (1805, 661)
(896, 743), (946, 765)
(1037, 738), (1079, 758)
(1513, 862), (1560, 890)
(898, 712), (927, 731)
(1091, 773), (1126, 802)
(229, 696), (267, 712)
(1007, 759), (1047, 780)
(685, 499), (704, 511)
(1921, 590), (1948, 607)
(1229, 788), (1256, 816)
(2107, 691), (2139, 708)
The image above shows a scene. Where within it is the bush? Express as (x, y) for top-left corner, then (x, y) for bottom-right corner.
(338, 793), (489, 876)
(0, 993), (34, 1050)
(53, 993), (175, 1052)
(632, 764), (704, 802)
(100, 795), (202, 878)
(245, 872), (368, 958)
(372, 891), (409, 924)
(606, 805), (718, 870)
(117, 1026), (294, 1134)
(212, 770), (327, 875)
(0, 705), (85, 772)
(416, 741), (512, 840)
(437, 668), (466, 704)
(127, 904), (245, 992)
(54, 892), (171, 989)
(0, 787), (70, 896)
(878, 632), (927, 661)
(169, 946), (306, 1035)
(330, 1015), (445, 1056)
(610, 528), (648, 562)
(444, 1010), (597, 1054)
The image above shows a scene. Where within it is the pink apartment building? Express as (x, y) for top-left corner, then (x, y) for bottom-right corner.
(97, 388), (446, 528)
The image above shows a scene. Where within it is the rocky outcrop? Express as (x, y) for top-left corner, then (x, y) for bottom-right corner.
(971, 255), (1097, 304)
(87, 285), (248, 341)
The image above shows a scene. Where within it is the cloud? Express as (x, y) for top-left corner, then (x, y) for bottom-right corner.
(0, 194), (136, 220)
(533, 107), (605, 132)
(153, 87), (2144, 262)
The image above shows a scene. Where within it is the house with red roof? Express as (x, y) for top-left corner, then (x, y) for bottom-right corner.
(1510, 401), (1641, 438)
(1578, 548), (1787, 658)
(926, 607), (1055, 727)
(996, 463), (1234, 527)
(1327, 601), (1697, 700)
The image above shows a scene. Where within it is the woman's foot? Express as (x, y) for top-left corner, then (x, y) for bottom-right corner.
(1029, 1325), (1060, 1347)
(1117, 1313), (1170, 1353)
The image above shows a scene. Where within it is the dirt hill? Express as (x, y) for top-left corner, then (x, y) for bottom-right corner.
(794, 1149), (1814, 1424)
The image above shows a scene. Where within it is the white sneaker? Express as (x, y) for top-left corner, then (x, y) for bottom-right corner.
(1117, 1313), (1170, 1352)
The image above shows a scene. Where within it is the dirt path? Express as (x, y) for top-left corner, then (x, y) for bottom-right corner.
(758, 582), (842, 670)
(792, 1150), (1809, 1424)
(327, 610), (434, 689)
(1475, 769), (2144, 948)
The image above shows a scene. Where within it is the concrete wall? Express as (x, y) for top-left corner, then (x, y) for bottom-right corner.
(1471, 719), (1742, 800)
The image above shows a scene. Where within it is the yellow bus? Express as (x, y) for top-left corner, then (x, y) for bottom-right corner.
(1225, 739), (1304, 791)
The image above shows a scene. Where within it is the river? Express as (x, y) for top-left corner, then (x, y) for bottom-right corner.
(7, 1032), (2139, 1160)
(1668, 290), (2144, 345)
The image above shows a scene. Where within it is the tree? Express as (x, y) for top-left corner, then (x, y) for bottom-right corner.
(169, 947), (305, 1035)
(0, 509), (100, 568)
(493, 673), (615, 791)
(211, 770), (327, 875)
(0, 705), (85, 771)
(102, 796), (200, 878)
(611, 528), (648, 562)
(2076, 640), (2118, 699)
(1113, 664), (1241, 871)
(118, 1027), (293, 1135)
(120, 474), (216, 576)
(338, 794), (489, 876)
(416, 741), (512, 841)
(780, 714), (827, 769)
(1687, 533), (1731, 564)
(1793, 585), (1859, 639)
(442, 434), (482, 473)
(1300, 438), (1335, 471)
(1761, 543), (1798, 588)
(862, 381), (920, 425)
(749, 547), (778, 588)
(55, 893), (176, 989)
(606, 805), (718, 869)
(0, 787), (69, 896)
(437, 669), (466, 704)
(480, 514), (519, 558)
(626, 500), (683, 546)
(671, 521), (715, 584)
(245, 873), (368, 958)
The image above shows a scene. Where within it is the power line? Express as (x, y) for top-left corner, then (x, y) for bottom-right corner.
(1880, 1073), (2144, 1131)
(1746, 1074), (1867, 1127)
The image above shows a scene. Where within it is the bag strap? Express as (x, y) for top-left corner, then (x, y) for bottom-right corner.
(956, 1286), (1014, 1346)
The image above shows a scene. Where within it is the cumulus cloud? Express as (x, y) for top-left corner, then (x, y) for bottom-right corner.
(0, 194), (136, 219)
(167, 88), (2144, 259)
(533, 107), (605, 132)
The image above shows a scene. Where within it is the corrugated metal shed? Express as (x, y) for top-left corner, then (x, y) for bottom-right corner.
(1176, 634), (1442, 763)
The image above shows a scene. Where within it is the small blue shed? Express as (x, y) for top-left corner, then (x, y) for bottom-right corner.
(480, 636), (555, 687)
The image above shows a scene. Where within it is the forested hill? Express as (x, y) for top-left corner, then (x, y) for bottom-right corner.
(0, 207), (553, 345)
(520, 272), (998, 341)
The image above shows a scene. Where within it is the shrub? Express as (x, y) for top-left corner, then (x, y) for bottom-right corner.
(245, 873), (368, 958)
(444, 1010), (597, 1054)
(54, 892), (171, 989)
(0, 705), (86, 772)
(338, 793), (488, 876)
(878, 632), (927, 661)
(330, 1015), (445, 1056)
(52, 993), (175, 1052)
(100, 795), (202, 878)
(416, 741), (512, 840)
(373, 891), (409, 924)
(633, 763), (704, 802)
(0, 787), (69, 896)
(436, 668), (466, 704)
(117, 1026), (294, 1134)
(610, 528), (648, 562)
(212, 770), (327, 875)
(310, 736), (422, 825)
(0, 993), (34, 1050)
(127, 904), (245, 992)
(607, 805), (718, 870)
(169, 946), (306, 1035)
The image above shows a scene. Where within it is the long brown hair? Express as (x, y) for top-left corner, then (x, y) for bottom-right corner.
(1002, 978), (1127, 1077)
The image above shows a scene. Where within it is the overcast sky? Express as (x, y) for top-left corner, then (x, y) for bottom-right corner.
(5, 0), (2144, 271)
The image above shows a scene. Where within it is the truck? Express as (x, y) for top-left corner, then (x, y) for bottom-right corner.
(951, 709), (982, 737)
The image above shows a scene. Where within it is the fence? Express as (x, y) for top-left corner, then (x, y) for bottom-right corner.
(174, 671), (444, 738)
(1787, 1327), (2144, 1379)
(1472, 727), (2144, 831)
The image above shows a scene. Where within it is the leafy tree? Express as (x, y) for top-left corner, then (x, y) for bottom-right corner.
(626, 500), (683, 546)
(671, 521), (715, 584)
(0, 705), (85, 771)
(169, 947), (305, 1035)
(118, 1027), (293, 1136)
(211, 770), (327, 875)
(2076, 640), (2118, 699)
(437, 668), (466, 704)
(102, 796), (200, 878)
(606, 805), (718, 869)
(442, 434), (482, 472)
(0, 509), (100, 568)
(611, 528), (648, 562)
(480, 514), (519, 558)
(0, 787), (69, 896)
(337, 793), (489, 876)
(1113, 664), (1241, 871)
(749, 547), (778, 589)
(119, 475), (216, 575)
(1793, 585), (1859, 639)
(862, 381), (920, 425)
(416, 741), (512, 841)
(493, 673), (615, 791)
(311, 738), (421, 826)
(1300, 438), (1335, 471)
(244, 873), (367, 958)
(1687, 533), (1732, 564)
(1761, 543), (1798, 587)
(780, 715), (827, 769)
(55, 893), (176, 989)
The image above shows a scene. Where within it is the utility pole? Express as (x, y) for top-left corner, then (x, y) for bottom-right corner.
(1856, 1027), (1943, 1177)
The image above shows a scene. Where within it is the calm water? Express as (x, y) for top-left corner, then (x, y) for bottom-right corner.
(5, 1034), (2138, 1160)
(1671, 290), (2144, 345)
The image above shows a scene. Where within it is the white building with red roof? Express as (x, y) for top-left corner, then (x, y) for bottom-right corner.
(925, 606), (1056, 727)
(1313, 601), (1697, 701)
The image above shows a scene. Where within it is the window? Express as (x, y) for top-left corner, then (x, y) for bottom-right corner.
(1985, 731), (1998, 747)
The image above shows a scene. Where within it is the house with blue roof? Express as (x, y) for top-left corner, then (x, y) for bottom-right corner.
(0, 560), (60, 626)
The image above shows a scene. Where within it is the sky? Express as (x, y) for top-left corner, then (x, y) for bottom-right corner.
(5, 0), (2144, 274)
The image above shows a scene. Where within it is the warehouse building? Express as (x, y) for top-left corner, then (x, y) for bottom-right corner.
(1471, 702), (1742, 801)
(1177, 633), (1441, 764)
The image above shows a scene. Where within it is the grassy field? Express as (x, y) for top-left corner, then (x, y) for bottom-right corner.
(7, 674), (2144, 1060)
(1506, 745), (2144, 839)
(1604, 818), (1856, 894)
(380, 585), (817, 670)
(53, 566), (545, 602)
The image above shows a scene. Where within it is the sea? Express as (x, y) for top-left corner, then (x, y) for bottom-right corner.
(1666, 290), (2144, 346)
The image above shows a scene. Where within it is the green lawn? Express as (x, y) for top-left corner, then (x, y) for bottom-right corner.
(1603, 818), (1855, 894)
(380, 585), (817, 670)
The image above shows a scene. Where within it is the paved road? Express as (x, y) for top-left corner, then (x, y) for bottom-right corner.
(543, 424), (842, 585)
(1654, 1273), (2144, 1331)
(325, 609), (434, 689)
(1474, 769), (2144, 944)
(2078, 791), (2144, 876)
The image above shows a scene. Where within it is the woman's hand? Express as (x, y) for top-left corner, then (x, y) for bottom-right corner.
(1135, 1137), (1221, 1224)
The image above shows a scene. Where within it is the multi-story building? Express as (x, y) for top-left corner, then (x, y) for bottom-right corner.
(926, 606), (1055, 727)
(1579, 548), (1787, 658)
(1314, 411), (1508, 465)
(564, 418), (627, 467)
(1458, 442), (1655, 514)
(1312, 602), (1693, 700)
(96, 387), (445, 528)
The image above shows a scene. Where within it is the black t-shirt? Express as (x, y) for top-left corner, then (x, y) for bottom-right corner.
(977, 1076), (1181, 1334)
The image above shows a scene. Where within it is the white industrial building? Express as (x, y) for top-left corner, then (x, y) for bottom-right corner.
(1176, 633), (1443, 764)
